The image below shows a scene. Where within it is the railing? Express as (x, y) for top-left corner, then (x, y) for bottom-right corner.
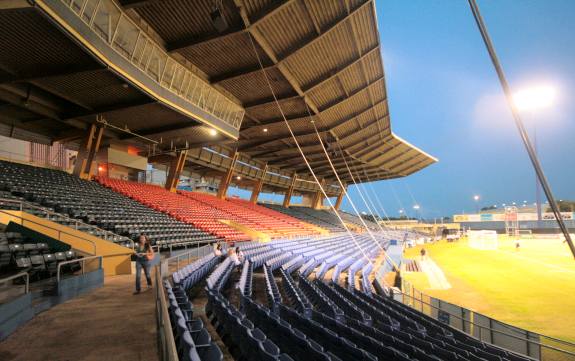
(154, 264), (178, 361)
(0, 271), (30, 295)
(47, 0), (245, 132)
(0, 149), (66, 172)
(0, 207), (98, 255)
(400, 280), (575, 361)
(56, 255), (103, 282)
(0, 198), (133, 248)
(163, 241), (215, 274)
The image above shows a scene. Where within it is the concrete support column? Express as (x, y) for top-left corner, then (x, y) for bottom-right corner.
(312, 178), (326, 209)
(334, 184), (347, 211)
(250, 163), (267, 204)
(165, 150), (188, 192)
(217, 151), (239, 199)
(282, 172), (297, 208)
(73, 123), (104, 180)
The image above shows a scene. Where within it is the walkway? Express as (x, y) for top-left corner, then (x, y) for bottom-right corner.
(420, 258), (452, 290)
(0, 274), (158, 361)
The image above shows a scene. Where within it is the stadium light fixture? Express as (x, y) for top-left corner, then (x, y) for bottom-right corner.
(473, 195), (480, 201)
(413, 204), (420, 210)
(513, 85), (557, 112)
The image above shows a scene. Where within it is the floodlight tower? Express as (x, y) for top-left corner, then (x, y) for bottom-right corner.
(513, 85), (557, 228)
(468, 0), (575, 258)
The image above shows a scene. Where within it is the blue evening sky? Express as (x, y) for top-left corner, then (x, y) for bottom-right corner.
(233, 1), (575, 219)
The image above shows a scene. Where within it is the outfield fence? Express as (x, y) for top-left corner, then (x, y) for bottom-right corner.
(401, 280), (575, 361)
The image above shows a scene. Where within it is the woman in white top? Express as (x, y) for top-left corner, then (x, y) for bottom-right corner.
(229, 249), (240, 266)
(213, 242), (223, 257)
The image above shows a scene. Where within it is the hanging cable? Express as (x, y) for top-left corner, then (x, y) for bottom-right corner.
(307, 114), (386, 258)
(334, 142), (387, 234)
(244, 33), (372, 264)
(359, 166), (393, 226)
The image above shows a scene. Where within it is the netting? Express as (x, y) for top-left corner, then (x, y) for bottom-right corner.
(468, 230), (499, 250)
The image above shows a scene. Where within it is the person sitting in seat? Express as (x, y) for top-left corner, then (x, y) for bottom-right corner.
(213, 242), (223, 257)
(229, 247), (241, 267)
(134, 234), (154, 294)
(236, 246), (244, 264)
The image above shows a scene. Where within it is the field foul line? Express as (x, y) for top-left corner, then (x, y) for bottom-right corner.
(495, 249), (575, 274)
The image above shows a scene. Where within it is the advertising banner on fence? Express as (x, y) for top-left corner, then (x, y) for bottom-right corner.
(454, 212), (574, 222)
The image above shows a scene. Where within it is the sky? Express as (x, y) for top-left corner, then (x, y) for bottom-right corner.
(340, 0), (575, 219)
(233, 1), (575, 219)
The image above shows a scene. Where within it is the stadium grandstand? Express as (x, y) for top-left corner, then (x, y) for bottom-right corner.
(0, 1), (573, 361)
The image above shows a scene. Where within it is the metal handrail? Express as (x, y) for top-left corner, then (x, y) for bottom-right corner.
(56, 255), (103, 282)
(0, 271), (30, 295)
(0, 208), (99, 255)
(399, 290), (575, 358)
(165, 240), (216, 271)
(0, 198), (133, 248)
(154, 264), (178, 361)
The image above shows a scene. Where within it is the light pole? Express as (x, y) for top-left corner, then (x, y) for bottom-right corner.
(467, 0), (575, 258)
(513, 85), (556, 228)
(473, 195), (480, 213)
(413, 204), (420, 221)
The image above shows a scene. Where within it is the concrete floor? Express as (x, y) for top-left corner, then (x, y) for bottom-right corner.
(0, 274), (158, 361)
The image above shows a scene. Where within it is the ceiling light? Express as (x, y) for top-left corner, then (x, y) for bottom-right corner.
(236, 176), (241, 180)
(208, 128), (217, 136)
(263, 128), (268, 133)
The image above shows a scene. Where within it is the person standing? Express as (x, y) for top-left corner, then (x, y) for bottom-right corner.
(134, 234), (154, 294)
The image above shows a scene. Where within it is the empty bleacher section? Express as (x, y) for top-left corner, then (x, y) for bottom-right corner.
(99, 177), (322, 241)
(0, 226), (80, 285)
(0, 161), (217, 249)
(159, 232), (536, 361)
(180, 191), (319, 238)
(97, 177), (247, 243)
(262, 204), (381, 233)
(263, 204), (345, 232)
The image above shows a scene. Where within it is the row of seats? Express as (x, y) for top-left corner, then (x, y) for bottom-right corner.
(0, 161), (218, 248)
(0, 229), (80, 281)
(238, 260), (253, 299)
(263, 264), (281, 311)
(172, 254), (220, 292)
(165, 281), (223, 361)
(206, 289), (294, 361)
(167, 231), (532, 361)
(182, 192), (319, 238)
(262, 204), (344, 232)
(243, 296), (341, 361)
(98, 178), (250, 242)
(279, 268), (311, 316)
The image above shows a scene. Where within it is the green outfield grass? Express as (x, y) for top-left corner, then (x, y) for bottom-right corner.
(403, 236), (575, 345)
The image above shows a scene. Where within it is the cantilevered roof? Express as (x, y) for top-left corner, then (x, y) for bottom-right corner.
(0, 0), (436, 184)
(122, 0), (437, 182)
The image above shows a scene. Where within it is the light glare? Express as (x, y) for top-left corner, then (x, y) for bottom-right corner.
(513, 85), (556, 111)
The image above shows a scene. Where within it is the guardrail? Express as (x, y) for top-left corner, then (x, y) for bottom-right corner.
(0, 198), (133, 248)
(154, 263), (178, 361)
(401, 280), (575, 360)
(0, 208), (99, 255)
(164, 240), (215, 273)
(47, 0), (244, 132)
(56, 255), (103, 282)
(0, 271), (30, 295)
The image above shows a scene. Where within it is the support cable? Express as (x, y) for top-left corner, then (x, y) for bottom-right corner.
(307, 109), (386, 257)
(245, 33), (372, 264)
